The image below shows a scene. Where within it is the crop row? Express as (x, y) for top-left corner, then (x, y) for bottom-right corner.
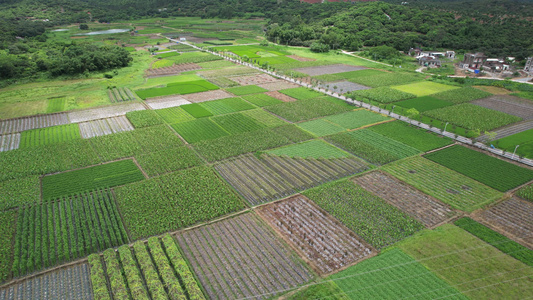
(350, 87), (416, 103)
(424, 145), (533, 192)
(266, 97), (352, 122)
(303, 180), (424, 249)
(10, 189), (128, 278)
(107, 87), (136, 103)
(0, 211), (17, 282)
(175, 213), (312, 299)
(79, 116), (134, 139)
(88, 234), (205, 300)
(19, 124), (81, 148)
(41, 159), (145, 200)
(125, 110), (164, 128)
(0, 133), (20, 152)
(136, 146), (204, 177)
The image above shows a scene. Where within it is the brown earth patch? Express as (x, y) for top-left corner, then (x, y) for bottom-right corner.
(474, 85), (512, 95)
(287, 55), (316, 62)
(265, 91), (297, 102)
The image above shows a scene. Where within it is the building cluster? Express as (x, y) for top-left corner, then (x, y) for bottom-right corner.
(408, 48), (455, 68)
(459, 53), (513, 73)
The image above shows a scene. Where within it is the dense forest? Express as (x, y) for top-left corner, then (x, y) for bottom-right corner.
(0, 0), (532, 81)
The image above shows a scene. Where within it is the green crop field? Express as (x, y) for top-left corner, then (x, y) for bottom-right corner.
(350, 87), (416, 103)
(136, 79), (219, 99)
(212, 112), (264, 134)
(433, 87), (492, 104)
(327, 129), (420, 165)
(241, 109), (287, 127)
(324, 110), (391, 129)
(0, 176), (40, 211)
(392, 81), (459, 97)
(46, 97), (67, 113)
(494, 128), (533, 158)
(193, 125), (313, 162)
(199, 97), (255, 115)
(454, 217), (533, 266)
(172, 118), (229, 143)
(516, 182), (533, 202)
(424, 145), (533, 191)
(155, 52), (180, 58)
(298, 119), (346, 137)
(135, 146), (204, 177)
(242, 93), (282, 107)
(266, 98), (351, 122)
(0, 211), (16, 282)
(397, 224), (533, 299)
(41, 159), (145, 200)
(181, 103), (214, 118)
(115, 166), (245, 239)
(329, 248), (466, 299)
(267, 140), (351, 159)
(395, 96), (454, 112)
(304, 180), (424, 249)
(383, 157), (503, 212)
(226, 85), (268, 95)
(19, 124), (81, 148)
(423, 103), (521, 131)
(368, 121), (453, 152)
(126, 110), (164, 128)
(279, 87), (323, 100)
(152, 59), (174, 69)
(348, 72), (421, 87)
(155, 107), (195, 124)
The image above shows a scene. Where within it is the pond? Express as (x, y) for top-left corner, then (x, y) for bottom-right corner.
(75, 29), (130, 36)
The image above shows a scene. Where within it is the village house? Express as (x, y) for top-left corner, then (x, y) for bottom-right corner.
(525, 57), (533, 74)
(460, 52), (488, 69)
(418, 56), (441, 68)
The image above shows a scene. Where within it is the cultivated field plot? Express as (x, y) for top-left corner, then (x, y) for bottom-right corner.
(88, 235), (205, 300)
(304, 180), (424, 249)
(145, 95), (191, 109)
(136, 79), (219, 100)
(471, 95), (533, 119)
(474, 197), (533, 248)
(12, 190), (128, 277)
(267, 140), (350, 159)
(382, 157), (502, 212)
(145, 62), (202, 77)
(107, 87), (136, 103)
(215, 153), (370, 206)
(395, 96), (453, 112)
(0, 264), (93, 300)
(197, 66), (260, 78)
(350, 87), (416, 103)
(175, 213), (313, 300)
(329, 248), (466, 300)
(0, 133), (20, 152)
(181, 90), (234, 103)
(392, 81), (458, 97)
(257, 81), (299, 91)
(68, 102), (145, 123)
(230, 73), (279, 85)
(265, 91), (297, 102)
(155, 106), (194, 123)
(0, 113), (69, 135)
(79, 116), (134, 139)
(433, 86), (492, 104)
(353, 172), (456, 228)
(424, 145), (533, 192)
(319, 81), (370, 93)
(294, 64), (366, 76)
(398, 224), (533, 299)
(257, 195), (375, 275)
(41, 159), (145, 200)
(19, 124), (81, 148)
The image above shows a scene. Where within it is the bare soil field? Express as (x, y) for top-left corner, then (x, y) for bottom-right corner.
(79, 116), (134, 139)
(473, 197), (533, 248)
(287, 55), (316, 62)
(473, 85), (512, 95)
(145, 96), (191, 109)
(175, 213), (313, 300)
(198, 66), (260, 78)
(257, 194), (375, 275)
(181, 90), (234, 103)
(353, 171), (457, 228)
(146, 63), (202, 78)
(68, 102), (145, 123)
(0, 113), (69, 135)
(229, 74), (279, 85)
(294, 64), (367, 76)
(0, 133), (20, 152)
(0, 264), (93, 300)
(258, 81), (299, 91)
(472, 95), (533, 120)
(319, 81), (370, 93)
(265, 91), (298, 102)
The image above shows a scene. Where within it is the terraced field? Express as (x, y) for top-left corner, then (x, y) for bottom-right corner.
(175, 213), (313, 300)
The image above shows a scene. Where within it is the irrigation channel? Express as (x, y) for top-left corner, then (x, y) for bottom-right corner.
(173, 39), (533, 168)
